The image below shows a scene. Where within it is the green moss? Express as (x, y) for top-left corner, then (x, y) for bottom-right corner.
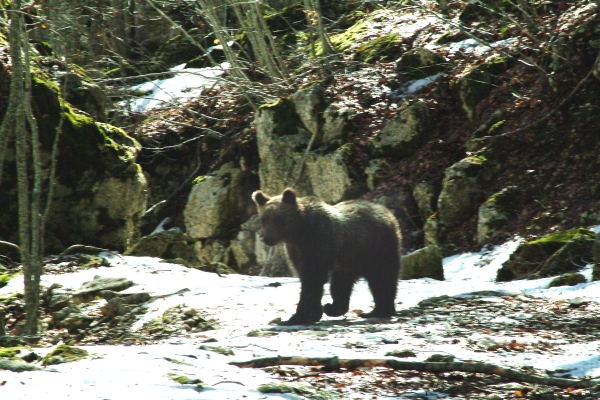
(547, 273), (587, 288)
(258, 383), (336, 399)
(354, 34), (402, 64)
(166, 373), (204, 387)
(528, 228), (594, 247)
(487, 120), (505, 135)
(192, 176), (206, 185)
(0, 273), (18, 288)
(198, 345), (234, 356)
(427, 212), (438, 221)
(0, 346), (23, 359)
(465, 155), (487, 165)
(42, 344), (92, 366)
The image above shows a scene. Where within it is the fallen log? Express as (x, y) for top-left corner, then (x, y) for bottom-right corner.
(230, 356), (600, 389)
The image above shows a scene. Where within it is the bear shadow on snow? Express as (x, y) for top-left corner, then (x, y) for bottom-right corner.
(252, 188), (402, 326)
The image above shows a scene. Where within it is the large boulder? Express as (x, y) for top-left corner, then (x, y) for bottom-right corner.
(0, 74), (147, 253)
(476, 186), (521, 244)
(256, 96), (366, 204)
(59, 72), (107, 122)
(184, 162), (250, 239)
(0, 66), (148, 253)
(368, 101), (431, 157)
(400, 245), (444, 280)
(306, 145), (366, 204)
(437, 156), (488, 228)
(452, 55), (511, 120)
(292, 82), (325, 138)
(255, 98), (313, 197)
(497, 228), (595, 281)
(412, 182), (438, 221)
(322, 102), (355, 146)
(397, 48), (447, 78)
(126, 229), (198, 265)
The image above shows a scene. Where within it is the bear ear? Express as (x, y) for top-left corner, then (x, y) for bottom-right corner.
(281, 188), (297, 205)
(252, 191), (270, 207)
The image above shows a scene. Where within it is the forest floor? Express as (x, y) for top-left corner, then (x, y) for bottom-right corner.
(2, 241), (600, 399)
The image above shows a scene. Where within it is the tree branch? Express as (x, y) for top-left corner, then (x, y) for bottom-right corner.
(230, 356), (600, 389)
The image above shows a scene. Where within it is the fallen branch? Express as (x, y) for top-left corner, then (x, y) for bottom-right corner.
(47, 244), (121, 264)
(230, 356), (600, 389)
(0, 241), (20, 252)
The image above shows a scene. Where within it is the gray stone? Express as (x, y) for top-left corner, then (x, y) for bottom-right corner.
(368, 101), (431, 157)
(60, 314), (94, 332)
(397, 48), (447, 78)
(400, 245), (444, 280)
(126, 229), (198, 264)
(72, 277), (135, 304)
(322, 102), (355, 145)
(305, 145), (365, 204)
(292, 82), (325, 137)
(423, 215), (440, 247)
(437, 156), (487, 228)
(365, 159), (390, 191)
(101, 297), (135, 318)
(412, 182), (438, 221)
(477, 186), (520, 244)
(184, 162), (249, 239)
(48, 294), (70, 311)
(255, 99), (313, 197)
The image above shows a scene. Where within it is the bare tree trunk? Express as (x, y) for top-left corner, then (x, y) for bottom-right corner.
(4, 0), (44, 337)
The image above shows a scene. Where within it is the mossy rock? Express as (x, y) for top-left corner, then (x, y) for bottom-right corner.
(547, 273), (587, 288)
(0, 72), (147, 253)
(0, 346), (24, 360)
(451, 56), (511, 120)
(258, 383), (336, 400)
(397, 48), (447, 78)
(166, 373), (204, 388)
(497, 229), (595, 282)
(126, 229), (199, 265)
(0, 273), (18, 289)
(42, 344), (93, 366)
(354, 34), (402, 64)
(198, 345), (234, 356)
(400, 245), (444, 280)
(386, 349), (417, 358)
(257, 96), (303, 137)
(322, 10), (394, 55)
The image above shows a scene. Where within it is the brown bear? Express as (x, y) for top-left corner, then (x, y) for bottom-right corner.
(252, 187), (401, 325)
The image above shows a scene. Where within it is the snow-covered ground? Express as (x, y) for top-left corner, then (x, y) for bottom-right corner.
(119, 63), (229, 113)
(1, 238), (600, 399)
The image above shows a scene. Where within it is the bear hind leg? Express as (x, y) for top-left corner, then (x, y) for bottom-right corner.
(362, 264), (398, 319)
(324, 271), (355, 317)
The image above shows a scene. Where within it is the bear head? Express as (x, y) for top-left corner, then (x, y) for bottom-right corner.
(252, 188), (299, 246)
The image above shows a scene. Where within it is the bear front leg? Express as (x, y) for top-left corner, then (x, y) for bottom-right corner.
(279, 275), (325, 326)
(324, 271), (355, 317)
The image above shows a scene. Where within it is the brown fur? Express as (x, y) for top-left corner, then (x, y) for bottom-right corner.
(252, 188), (401, 325)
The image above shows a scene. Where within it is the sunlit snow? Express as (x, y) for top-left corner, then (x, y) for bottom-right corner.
(119, 63), (230, 113)
(1, 237), (600, 399)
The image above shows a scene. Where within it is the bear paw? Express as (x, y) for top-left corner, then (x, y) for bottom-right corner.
(279, 311), (322, 326)
(323, 303), (348, 317)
